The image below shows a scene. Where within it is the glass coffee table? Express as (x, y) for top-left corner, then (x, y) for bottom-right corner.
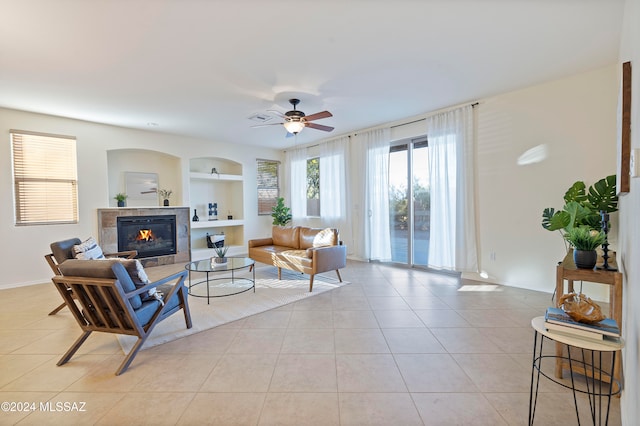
(185, 257), (255, 303)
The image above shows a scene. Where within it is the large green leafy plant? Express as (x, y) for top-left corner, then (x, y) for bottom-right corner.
(541, 175), (618, 234)
(271, 197), (292, 226)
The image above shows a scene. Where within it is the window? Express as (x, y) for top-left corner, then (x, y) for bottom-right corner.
(11, 130), (78, 225)
(256, 159), (280, 215)
(306, 157), (320, 216)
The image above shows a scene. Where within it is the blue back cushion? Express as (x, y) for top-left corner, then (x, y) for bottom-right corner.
(58, 259), (143, 309)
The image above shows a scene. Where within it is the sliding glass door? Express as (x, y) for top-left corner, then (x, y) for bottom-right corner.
(389, 138), (430, 266)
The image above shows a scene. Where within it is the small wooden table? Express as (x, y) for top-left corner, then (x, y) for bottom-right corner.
(555, 250), (623, 384)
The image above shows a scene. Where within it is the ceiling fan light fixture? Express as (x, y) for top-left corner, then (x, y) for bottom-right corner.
(283, 120), (305, 134)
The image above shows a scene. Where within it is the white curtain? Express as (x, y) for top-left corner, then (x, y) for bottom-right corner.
(320, 136), (351, 245)
(285, 146), (308, 222)
(356, 128), (392, 261)
(426, 105), (478, 272)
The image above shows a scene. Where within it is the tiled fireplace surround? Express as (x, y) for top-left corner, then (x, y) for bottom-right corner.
(97, 207), (191, 267)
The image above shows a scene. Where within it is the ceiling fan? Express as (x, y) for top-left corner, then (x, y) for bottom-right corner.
(253, 98), (334, 135)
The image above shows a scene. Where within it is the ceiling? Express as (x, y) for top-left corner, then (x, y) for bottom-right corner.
(0, 0), (625, 150)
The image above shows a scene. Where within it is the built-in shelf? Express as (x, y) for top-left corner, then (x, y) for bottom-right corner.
(190, 219), (244, 229)
(189, 157), (244, 261)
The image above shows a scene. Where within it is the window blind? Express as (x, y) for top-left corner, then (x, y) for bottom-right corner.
(257, 159), (279, 215)
(11, 130), (78, 225)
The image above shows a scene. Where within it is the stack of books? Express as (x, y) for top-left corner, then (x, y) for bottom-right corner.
(544, 307), (620, 343)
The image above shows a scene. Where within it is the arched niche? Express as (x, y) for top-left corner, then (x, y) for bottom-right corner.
(107, 149), (182, 207)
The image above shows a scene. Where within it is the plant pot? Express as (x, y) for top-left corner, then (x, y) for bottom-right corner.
(213, 257), (227, 264)
(163, 199), (169, 206)
(117, 200), (125, 207)
(573, 249), (597, 269)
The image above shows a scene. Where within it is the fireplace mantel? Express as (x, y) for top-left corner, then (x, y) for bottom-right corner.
(98, 207), (190, 267)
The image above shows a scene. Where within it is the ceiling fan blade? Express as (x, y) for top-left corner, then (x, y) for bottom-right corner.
(306, 122), (334, 132)
(251, 122), (284, 128)
(303, 111), (332, 121)
(266, 109), (287, 119)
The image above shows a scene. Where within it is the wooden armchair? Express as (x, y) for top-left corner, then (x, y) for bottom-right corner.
(45, 237), (137, 315)
(54, 258), (192, 375)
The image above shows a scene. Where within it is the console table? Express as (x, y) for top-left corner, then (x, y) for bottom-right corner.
(555, 250), (623, 384)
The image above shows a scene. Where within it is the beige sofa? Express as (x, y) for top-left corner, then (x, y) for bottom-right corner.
(248, 226), (347, 291)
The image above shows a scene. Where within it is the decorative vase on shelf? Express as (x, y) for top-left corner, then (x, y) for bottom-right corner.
(163, 199), (169, 206)
(117, 200), (125, 208)
(192, 209), (199, 222)
(573, 249), (597, 269)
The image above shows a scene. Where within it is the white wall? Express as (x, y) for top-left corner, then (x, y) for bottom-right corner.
(467, 65), (619, 301)
(0, 108), (281, 288)
(617, 0), (639, 423)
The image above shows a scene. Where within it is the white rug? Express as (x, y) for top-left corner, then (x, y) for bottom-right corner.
(117, 275), (348, 353)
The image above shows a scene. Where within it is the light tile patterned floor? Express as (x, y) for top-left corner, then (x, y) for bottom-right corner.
(0, 260), (621, 425)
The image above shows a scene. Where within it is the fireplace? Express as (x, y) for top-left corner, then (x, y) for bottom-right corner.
(117, 215), (177, 259)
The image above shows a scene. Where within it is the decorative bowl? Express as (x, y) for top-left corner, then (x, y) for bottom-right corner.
(559, 292), (605, 324)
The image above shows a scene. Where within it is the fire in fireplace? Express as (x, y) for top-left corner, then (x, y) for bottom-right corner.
(117, 215), (177, 258)
(136, 229), (155, 241)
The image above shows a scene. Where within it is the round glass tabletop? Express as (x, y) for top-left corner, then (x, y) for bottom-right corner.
(185, 257), (254, 272)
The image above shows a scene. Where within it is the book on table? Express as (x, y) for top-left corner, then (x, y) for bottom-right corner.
(544, 323), (622, 345)
(544, 307), (620, 338)
(545, 321), (606, 341)
(546, 327), (622, 347)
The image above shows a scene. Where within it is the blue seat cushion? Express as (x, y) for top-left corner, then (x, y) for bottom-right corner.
(135, 285), (182, 327)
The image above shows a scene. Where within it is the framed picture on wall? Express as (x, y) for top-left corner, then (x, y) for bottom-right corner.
(125, 172), (158, 202)
(616, 61), (632, 195)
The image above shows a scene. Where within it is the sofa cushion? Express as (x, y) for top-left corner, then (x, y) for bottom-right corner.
(250, 245), (292, 256)
(73, 236), (106, 260)
(299, 227), (337, 249)
(279, 250), (313, 267)
(272, 226), (300, 249)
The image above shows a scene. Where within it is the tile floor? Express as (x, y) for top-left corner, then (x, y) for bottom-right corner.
(0, 260), (622, 425)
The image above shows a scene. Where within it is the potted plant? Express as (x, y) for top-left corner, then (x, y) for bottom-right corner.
(158, 189), (172, 206)
(564, 226), (606, 269)
(114, 193), (128, 207)
(541, 175), (617, 249)
(271, 197), (292, 226)
(212, 245), (229, 263)
(542, 175), (617, 232)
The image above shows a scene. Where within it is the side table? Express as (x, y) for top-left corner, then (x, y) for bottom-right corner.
(555, 250), (623, 384)
(529, 317), (624, 426)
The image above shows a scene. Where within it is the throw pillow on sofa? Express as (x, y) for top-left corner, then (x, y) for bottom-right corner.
(299, 227), (337, 249)
(313, 228), (336, 247)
